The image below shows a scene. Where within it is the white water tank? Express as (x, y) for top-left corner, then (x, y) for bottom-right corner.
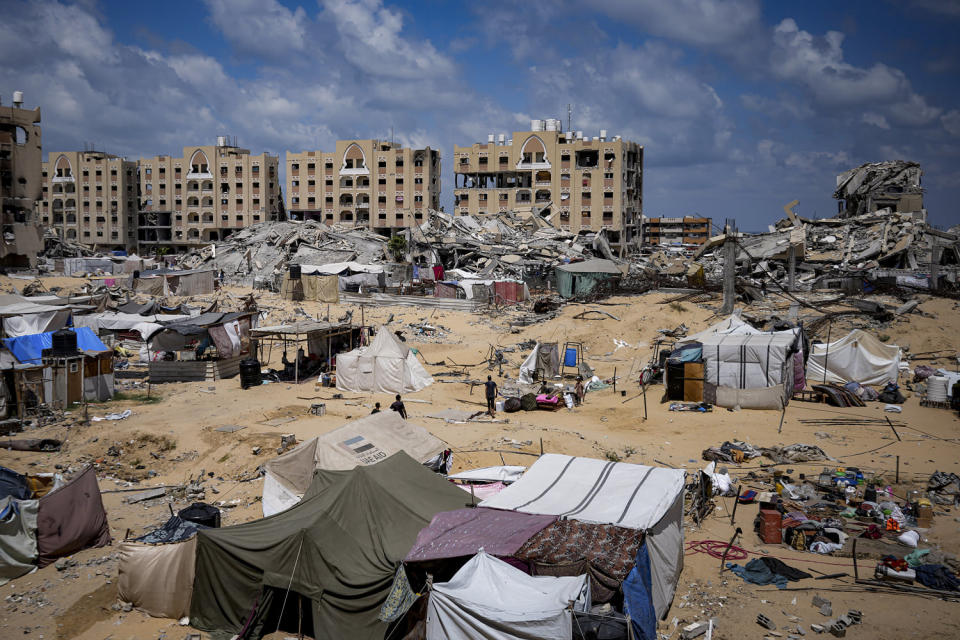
(576, 131), (584, 139)
(928, 376), (949, 402)
(217, 135), (228, 147)
(545, 119), (559, 131)
(498, 134), (506, 144)
(600, 129), (607, 141)
(12, 91), (24, 107)
(488, 134), (495, 143)
(530, 119), (542, 131)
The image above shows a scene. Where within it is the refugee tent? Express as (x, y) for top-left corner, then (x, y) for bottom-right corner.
(336, 326), (433, 394)
(518, 341), (560, 383)
(2, 327), (107, 365)
(806, 329), (901, 386)
(118, 536), (197, 619)
(36, 466), (111, 567)
(280, 272), (339, 302)
(698, 331), (800, 409)
(555, 259), (626, 299)
(262, 411), (449, 516)
(480, 454), (686, 619)
(0, 299), (72, 338)
(426, 551), (590, 640)
(190, 452), (468, 640)
(0, 496), (39, 585)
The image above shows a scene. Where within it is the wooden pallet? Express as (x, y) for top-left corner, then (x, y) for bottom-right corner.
(792, 390), (826, 403)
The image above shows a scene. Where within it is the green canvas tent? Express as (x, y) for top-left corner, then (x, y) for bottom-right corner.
(555, 259), (627, 298)
(190, 452), (468, 640)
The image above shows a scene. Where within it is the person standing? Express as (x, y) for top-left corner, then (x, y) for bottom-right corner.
(390, 394), (407, 419)
(575, 376), (585, 406)
(371, 402), (381, 414)
(484, 375), (498, 416)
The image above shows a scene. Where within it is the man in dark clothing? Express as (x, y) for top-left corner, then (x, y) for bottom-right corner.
(390, 394), (407, 419)
(371, 402), (381, 414)
(484, 375), (498, 416)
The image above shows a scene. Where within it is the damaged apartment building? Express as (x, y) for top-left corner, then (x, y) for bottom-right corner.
(453, 119), (643, 251)
(285, 140), (440, 236)
(137, 137), (282, 253)
(0, 91), (44, 267)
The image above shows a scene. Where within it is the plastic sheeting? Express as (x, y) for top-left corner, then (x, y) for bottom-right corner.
(2, 308), (71, 338)
(622, 542), (657, 640)
(262, 411), (448, 516)
(518, 342), (560, 384)
(700, 331), (798, 390)
(806, 329), (901, 386)
(426, 551), (590, 640)
(0, 497), (38, 585)
(448, 466), (526, 483)
(118, 537), (197, 619)
(2, 327), (107, 365)
(336, 327), (433, 394)
(36, 466), (111, 567)
(479, 454), (686, 531)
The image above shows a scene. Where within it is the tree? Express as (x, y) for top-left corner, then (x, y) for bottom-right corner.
(388, 234), (407, 261)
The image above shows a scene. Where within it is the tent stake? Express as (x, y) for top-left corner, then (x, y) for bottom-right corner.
(777, 404), (786, 434)
(730, 489), (742, 525)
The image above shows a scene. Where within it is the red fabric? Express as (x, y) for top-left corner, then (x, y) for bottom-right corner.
(432, 265), (445, 281)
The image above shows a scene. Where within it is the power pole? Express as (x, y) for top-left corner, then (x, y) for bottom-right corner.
(721, 219), (737, 315)
(787, 244), (797, 292)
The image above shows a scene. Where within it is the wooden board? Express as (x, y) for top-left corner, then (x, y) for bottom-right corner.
(683, 362), (704, 402)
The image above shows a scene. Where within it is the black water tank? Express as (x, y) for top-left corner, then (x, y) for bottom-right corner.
(178, 502), (221, 528)
(50, 329), (78, 356)
(288, 263), (301, 280)
(132, 270), (140, 279)
(239, 358), (262, 389)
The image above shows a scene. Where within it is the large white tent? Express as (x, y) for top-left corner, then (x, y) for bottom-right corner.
(806, 329), (900, 386)
(479, 454), (686, 618)
(261, 411), (448, 516)
(426, 551), (590, 640)
(336, 327), (433, 394)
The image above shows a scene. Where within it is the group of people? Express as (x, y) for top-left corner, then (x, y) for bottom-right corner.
(371, 394), (407, 419)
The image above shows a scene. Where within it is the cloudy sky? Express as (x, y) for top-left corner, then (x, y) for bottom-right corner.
(2, 0), (959, 230)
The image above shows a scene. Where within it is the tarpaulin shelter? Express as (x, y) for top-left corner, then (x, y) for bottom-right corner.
(0, 496), (38, 585)
(134, 269), (216, 297)
(251, 321), (360, 384)
(279, 273), (339, 303)
(480, 454), (686, 619)
(336, 326), (433, 394)
(425, 551), (590, 640)
(405, 508), (556, 563)
(118, 536), (197, 619)
(806, 329), (901, 386)
(190, 452), (468, 640)
(698, 330), (800, 409)
(2, 327), (107, 365)
(555, 259), (626, 299)
(262, 411), (449, 516)
(518, 341), (560, 383)
(0, 301), (72, 338)
(36, 466), (111, 567)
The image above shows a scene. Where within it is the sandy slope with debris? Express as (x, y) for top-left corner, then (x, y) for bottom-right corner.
(1, 284), (959, 639)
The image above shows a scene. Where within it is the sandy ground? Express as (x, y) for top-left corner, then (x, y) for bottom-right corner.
(1, 279), (959, 639)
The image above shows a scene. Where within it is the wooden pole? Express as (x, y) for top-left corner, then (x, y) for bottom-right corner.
(613, 367), (617, 393)
(777, 403), (786, 434)
(896, 455), (900, 484)
(822, 320), (832, 384)
(642, 380), (648, 421)
(730, 488), (742, 525)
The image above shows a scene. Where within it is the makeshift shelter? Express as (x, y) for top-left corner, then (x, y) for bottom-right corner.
(251, 321), (361, 384)
(698, 330), (800, 409)
(480, 454), (686, 619)
(118, 536), (197, 619)
(0, 300), (72, 338)
(555, 259), (626, 299)
(134, 269), (216, 297)
(36, 466), (111, 567)
(518, 341), (560, 383)
(262, 411), (450, 516)
(336, 327), (433, 394)
(2, 327), (107, 365)
(806, 329), (901, 386)
(406, 508), (555, 563)
(146, 312), (255, 383)
(280, 273), (340, 302)
(0, 496), (39, 585)
(426, 551), (590, 640)
(190, 453), (468, 640)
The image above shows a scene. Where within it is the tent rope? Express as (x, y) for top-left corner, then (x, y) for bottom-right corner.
(275, 537), (305, 635)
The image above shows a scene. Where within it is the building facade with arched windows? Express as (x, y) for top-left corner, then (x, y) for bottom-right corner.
(285, 139), (440, 235)
(453, 120), (644, 251)
(41, 150), (139, 251)
(137, 139), (281, 253)
(0, 95), (44, 267)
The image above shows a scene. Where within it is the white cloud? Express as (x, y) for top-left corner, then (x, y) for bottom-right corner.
(943, 110), (960, 136)
(595, 0), (762, 48)
(741, 93), (814, 119)
(205, 0), (308, 57)
(862, 112), (890, 129)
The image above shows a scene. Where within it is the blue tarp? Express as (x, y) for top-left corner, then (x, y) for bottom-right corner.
(564, 347), (578, 367)
(623, 541), (657, 640)
(2, 327), (107, 365)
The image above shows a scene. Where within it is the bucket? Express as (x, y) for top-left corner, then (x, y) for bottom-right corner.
(620, 390), (626, 397)
(239, 358), (262, 389)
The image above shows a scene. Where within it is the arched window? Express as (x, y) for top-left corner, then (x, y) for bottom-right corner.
(188, 150), (211, 176)
(339, 193), (353, 206)
(54, 155), (74, 180)
(340, 143), (369, 175)
(518, 136), (549, 168)
(66, 229), (77, 240)
(52, 198), (64, 211)
(535, 189), (551, 203)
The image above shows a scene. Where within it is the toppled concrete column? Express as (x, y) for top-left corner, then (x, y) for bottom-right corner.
(788, 244), (797, 292)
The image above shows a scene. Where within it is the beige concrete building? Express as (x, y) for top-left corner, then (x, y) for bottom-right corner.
(138, 138), (281, 252)
(40, 150), (138, 251)
(285, 140), (440, 234)
(0, 92), (44, 267)
(453, 120), (643, 248)
(641, 215), (711, 247)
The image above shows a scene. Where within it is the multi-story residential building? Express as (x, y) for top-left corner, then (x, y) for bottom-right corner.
(641, 215), (712, 247)
(453, 120), (643, 249)
(285, 140), (440, 235)
(138, 137), (281, 253)
(0, 91), (44, 267)
(40, 150), (138, 251)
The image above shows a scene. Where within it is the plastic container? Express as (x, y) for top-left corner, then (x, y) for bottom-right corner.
(51, 329), (78, 356)
(239, 358), (262, 390)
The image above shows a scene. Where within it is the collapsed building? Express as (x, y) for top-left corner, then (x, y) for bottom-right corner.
(834, 160), (923, 218)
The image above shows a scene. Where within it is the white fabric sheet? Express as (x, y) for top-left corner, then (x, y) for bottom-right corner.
(479, 454), (686, 530)
(2, 309), (70, 337)
(646, 491), (685, 619)
(300, 261), (384, 275)
(426, 551), (589, 640)
(336, 327), (433, 394)
(806, 329), (900, 386)
(700, 331), (798, 389)
(448, 466), (526, 483)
